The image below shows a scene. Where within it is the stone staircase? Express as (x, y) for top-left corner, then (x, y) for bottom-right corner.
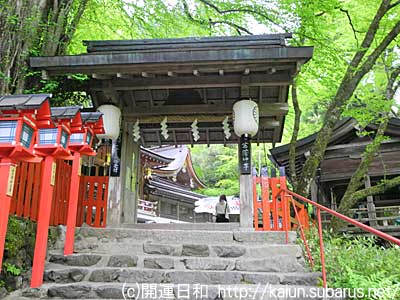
(7, 224), (330, 300)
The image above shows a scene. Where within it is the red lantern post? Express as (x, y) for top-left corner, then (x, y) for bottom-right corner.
(0, 94), (52, 272)
(64, 112), (104, 255)
(30, 106), (82, 288)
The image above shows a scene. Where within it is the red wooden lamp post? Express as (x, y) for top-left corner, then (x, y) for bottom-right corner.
(30, 106), (82, 288)
(0, 94), (52, 272)
(64, 112), (104, 256)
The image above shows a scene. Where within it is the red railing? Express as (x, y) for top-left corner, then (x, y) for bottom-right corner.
(282, 189), (400, 288)
(253, 170), (400, 288)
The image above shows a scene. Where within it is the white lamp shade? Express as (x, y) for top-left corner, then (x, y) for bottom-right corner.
(233, 99), (259, 137)
(96, 105), (121, 139)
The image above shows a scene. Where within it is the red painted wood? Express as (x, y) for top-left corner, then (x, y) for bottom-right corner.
(0, 159), (15, 272)
(16, 163), (28, 216)
(252, 176), (260, 231)
(86, 178), (95, 225)
(77, 176), (109, 228)
(289, 195), (314, 268)
(317, 208), (327, 288)
(261, 175), (271, 231)
(285, 189), (400, 246)
(23, 163), (35, 218)
(76, 177), (85, 227)
(270, 177), (280, 230)
(9, 162), (21, 215)
(30, 163), (42, 221)
(31, 156), (55, 288)
(64, 153), (81, 255)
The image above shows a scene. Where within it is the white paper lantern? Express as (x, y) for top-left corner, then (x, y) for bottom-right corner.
(232, 100), (259, 137)
(96, 104), (121, 140)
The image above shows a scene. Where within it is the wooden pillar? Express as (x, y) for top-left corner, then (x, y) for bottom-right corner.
(365, 175), (378, 227)
(120, 121), (140, 224)
(330, 188), (337, 210)
(0, 159), (16, 272)
(310, 179), (318, 203)
(239, 135), (254, 230)
(31, 156), (55, 288)
(64, 152), (81, 255)
(106, 138), (122, 226)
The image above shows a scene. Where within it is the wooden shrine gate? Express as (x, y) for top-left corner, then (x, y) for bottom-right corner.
(9, 161), (109, 228)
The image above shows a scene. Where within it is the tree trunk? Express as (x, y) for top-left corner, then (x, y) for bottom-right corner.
(0, 0), (88, 94)
(289, 83), (301, 187)
(295, 1), (400, 196)
(330, 66), (400, 231)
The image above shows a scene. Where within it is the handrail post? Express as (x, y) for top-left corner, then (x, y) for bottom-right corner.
(283, 194), (289, 243)
(284, 189), (400, 247)
(289, 196), (314, 268)
(317, 207), (327, 288)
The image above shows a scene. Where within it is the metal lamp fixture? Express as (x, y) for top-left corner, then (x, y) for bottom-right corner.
(97, 104), (121, 140)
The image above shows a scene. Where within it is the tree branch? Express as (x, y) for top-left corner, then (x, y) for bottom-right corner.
(349, 0), (391, 70)
(339, 8), (360, 45)
(390, 0), (400, 9)
(289, 83), (301, 186)
(351, 175), (400, 202)
(182, 0), (252, 35)
(209, 20), (253, 35)
(196, 0), (285, 31)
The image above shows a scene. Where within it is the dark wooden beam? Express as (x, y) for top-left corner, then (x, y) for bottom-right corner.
(141, 72), (155, 78)
(116, 73), (133, 79)
(92, 73), (112, 80)
(124, 102), (288, 118)
(30, 46), (313, 70)
(167, 71), (176, 77)
(125, 115), (279, 128)
(91, 73), (291, 91)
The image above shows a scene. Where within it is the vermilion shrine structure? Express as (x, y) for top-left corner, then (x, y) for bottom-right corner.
(0, 94), (105, 287)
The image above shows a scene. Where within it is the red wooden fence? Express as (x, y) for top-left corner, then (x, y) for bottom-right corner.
(76, 176), (109, 228)
(253, 173), (309, 231)
(9, 161), (108, 228)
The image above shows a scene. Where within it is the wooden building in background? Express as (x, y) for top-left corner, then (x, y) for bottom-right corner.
(139, 145), (209, 223)
(270, 118), (400, 235)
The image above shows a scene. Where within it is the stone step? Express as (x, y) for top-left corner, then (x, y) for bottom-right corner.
(120, 222), (241, 231)
(74, 227), (296, 246)
(20, 282), (341, 300)
(43, 266), (320, 286)
(51, 242), (303, 259)
(47, 253), (306, 272)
